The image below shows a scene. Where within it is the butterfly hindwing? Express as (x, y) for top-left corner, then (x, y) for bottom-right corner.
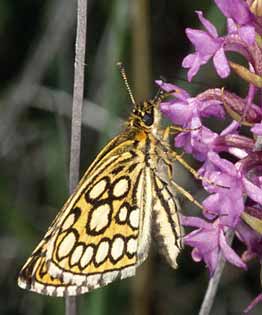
(152, 174), (183, 269)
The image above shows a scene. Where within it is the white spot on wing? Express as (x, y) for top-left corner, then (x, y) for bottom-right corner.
(89, 204), (111, 232)
(56, 287), (65, 296)
(89, 178), (107, 199)
(113, 178), (129, 198)
(86, 274), (101, 286)
(111, 237), (124, 261)
(102, 270), (119, 283)
(48, 261), (60, 278)
(62, 213), (76, 231)
(57, 232), (76, 260)
(17, 278), (26, 289)
(31, 281), (45, 294)
(117, 205), (128, 222)
(62, 270), (73, 283)
(129, 208), (139, 229)
(120, 266), (136, 279)
(80, 246), (94, 268)
(95, 240), (110, 264)
(127, 238), (137, 255)
(46, 286), (55, 295)
(72, 274), (85, 285)
(67, 286), (77, 295)
(70, 244), (84, 266)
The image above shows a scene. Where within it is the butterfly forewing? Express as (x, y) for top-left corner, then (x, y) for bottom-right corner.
(18, 97), (183, 296)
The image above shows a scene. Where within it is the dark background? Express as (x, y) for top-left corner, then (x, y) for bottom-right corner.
(1, 0), (260, 314)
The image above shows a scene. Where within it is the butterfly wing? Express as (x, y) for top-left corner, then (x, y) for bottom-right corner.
(152, 173), (183, 269)
(18, 130), (153, 296)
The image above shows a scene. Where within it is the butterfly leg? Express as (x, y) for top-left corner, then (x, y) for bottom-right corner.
(162, 126), (201, 142)
(156, 143), (204, 185)
(170, 179), (203, 210)
(170, 151), (202, 180)
(160, 127), (227, 188)
(169, 151), (228, 189)
(155, 155), (203, 211)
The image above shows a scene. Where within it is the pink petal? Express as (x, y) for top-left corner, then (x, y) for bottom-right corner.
(213, 48), (230, 78)
(215, 0), (253, 25)
(182, 53), (196, 68)
(192, 248), (202, 262)
(227, 18), (237, 33)
(155, 80), (190, 100)
(208, 151), (238, 177)
(186, 54), (201, 82)
(243, 177), (262, 205)
(196, 11), (218, 38)
(160, 102), (193, 125)
(175, 133), (192, 151)
(220, 121), (240, 136)
(207, 249), (219, 275)
(239, 25), (256, 46)
(244, 293), (262, 313)
(181, 215), (211, 229)
(228, 147), (248, 159)
(251, 123), (262, 136)
(202, 194), (220, 219)
(219, 231), (247, 269)
(199, 100), (225, 118)
(186, 28), (219, 56)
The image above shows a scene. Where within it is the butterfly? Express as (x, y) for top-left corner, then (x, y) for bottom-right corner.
(17, 64), (183, 297)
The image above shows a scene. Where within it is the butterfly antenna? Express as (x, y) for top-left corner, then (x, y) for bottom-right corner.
(153, 87), (163, 102)
(117, 62), (136, 106)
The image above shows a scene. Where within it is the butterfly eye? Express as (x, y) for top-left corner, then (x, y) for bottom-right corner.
(142, 112), (154, 126)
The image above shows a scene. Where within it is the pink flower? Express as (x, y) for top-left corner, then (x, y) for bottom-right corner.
(182, 11), (229, 81)
(199, 152), (244, 227)
(215, 0), (255, 45)
(182, 216), (246, 275)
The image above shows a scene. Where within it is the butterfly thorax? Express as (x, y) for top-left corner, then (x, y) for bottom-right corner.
(121, 99), (169, 171)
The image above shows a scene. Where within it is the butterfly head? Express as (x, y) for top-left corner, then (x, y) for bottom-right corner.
(130, 99), (161, 130)
(117, 62), (165, 130)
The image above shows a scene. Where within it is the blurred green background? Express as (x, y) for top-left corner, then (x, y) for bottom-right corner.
(1, 0), (261, 314)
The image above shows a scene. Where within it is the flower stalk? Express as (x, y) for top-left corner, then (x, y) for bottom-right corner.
(66, 0), (87, 315)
